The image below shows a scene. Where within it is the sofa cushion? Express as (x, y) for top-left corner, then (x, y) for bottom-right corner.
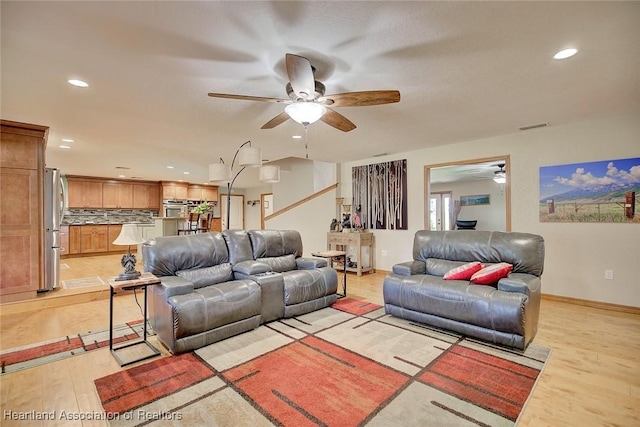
(413, 230), (544, 276)
(176, 263), (233, 289)
(249, 230), (303, 259)
(282, 269), (337, 306)
(470, 262), (513, 285)
(443, 261), (483, 280)
(257, 254), (296, 273)
(143, 232), (229, 276)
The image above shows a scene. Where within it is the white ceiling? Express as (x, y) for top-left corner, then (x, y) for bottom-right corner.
(2, 1), (639, 188)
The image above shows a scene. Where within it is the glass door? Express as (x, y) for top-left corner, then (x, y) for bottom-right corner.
(429, 192), (452, 230)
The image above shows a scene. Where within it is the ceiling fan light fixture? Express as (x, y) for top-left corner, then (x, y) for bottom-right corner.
(493, 163), (506, 183)
(259, 165), (280, 183)
(285, 102), (326, 125)
(208, 161), (232, 183)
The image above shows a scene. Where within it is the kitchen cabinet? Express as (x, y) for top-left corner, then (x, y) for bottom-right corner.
(68, 226), (81, 255)
(0, 120), (47, 302)
(210, 217), (222, 232)
(102, 182), (133, 208)
(80, 225), (109, 254)
(162, 182), (188, 200)
(107, 224), (123, 252)
(68, 179), (103, 208)
(133, 183), (160, 209)
(187, 184), (218, 202)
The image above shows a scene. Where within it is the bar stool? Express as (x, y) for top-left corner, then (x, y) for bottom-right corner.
(197, 213), (212, 233)
(178, 212), (200, 234)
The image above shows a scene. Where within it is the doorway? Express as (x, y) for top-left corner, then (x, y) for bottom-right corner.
(220, 194), (245, 230)
(260, 193), (273, 229)
(429, 191), (452, 231)
(424, 155), (511, 231)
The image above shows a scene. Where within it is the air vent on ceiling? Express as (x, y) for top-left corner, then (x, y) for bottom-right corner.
(519, 123), (548, 131)
(115, 166), (131, 170)
(373, 152), (388, 157)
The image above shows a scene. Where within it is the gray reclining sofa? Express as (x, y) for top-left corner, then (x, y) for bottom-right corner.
(142, 229), (337, 354)
(383, 230), (544, 349)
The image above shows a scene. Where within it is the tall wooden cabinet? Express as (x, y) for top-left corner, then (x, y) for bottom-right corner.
(0, 120), (48, 302)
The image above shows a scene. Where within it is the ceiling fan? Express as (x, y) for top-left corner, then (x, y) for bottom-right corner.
(208, 53), (401, 132)
(493, 163), (507, 183)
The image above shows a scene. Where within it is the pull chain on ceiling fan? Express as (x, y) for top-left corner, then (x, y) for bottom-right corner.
(208, 53), (401, 133)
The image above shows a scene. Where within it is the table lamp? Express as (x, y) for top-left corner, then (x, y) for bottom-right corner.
(112, 224), (146, 281)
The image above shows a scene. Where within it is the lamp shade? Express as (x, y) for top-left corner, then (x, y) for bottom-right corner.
(209, 162), (232, 183)
(259, 165), (280, 183)
(285, 102), (326, 125)
(238, 146), (262, 168)
(112, 224), (145, 245)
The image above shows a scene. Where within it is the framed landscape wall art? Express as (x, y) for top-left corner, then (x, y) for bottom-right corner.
(460, 194), (490, 206)
(352, 159), (407, 230)
(539, 157), (640, 223)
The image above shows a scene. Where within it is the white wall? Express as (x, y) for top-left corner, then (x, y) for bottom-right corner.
(266, 189), (337, 257)
(340, 112), (640, 307)
(431, 179), (507, 231)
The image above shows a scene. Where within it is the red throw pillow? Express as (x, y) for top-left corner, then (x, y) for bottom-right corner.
(443, 261), (483, 280)
(470, 262), (513, 285)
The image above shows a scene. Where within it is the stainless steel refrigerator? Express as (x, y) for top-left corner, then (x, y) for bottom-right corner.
(42, 168), (65, 291)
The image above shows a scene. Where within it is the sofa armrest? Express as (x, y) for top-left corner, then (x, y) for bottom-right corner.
(297, 257), (327, 269)
(392, 260), (426, 276)
(498, 273), (540, 297)
(156, 276), (194, 299)
(233, 260), (272, 276)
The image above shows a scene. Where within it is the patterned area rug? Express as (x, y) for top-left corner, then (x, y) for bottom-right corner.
(0, 320), (152, 374)
(94, 299), (550, 426)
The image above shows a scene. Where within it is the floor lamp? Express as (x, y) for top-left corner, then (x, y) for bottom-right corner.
(209, 141), (280, 230)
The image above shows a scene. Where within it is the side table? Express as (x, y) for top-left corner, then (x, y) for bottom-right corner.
(311, 250), (347, 298)
(108, 272), (161, 366)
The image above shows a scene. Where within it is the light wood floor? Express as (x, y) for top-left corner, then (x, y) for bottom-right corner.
(0, 255), (638, 426)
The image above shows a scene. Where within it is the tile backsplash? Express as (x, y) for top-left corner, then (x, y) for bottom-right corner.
(63, 209), (158, 225)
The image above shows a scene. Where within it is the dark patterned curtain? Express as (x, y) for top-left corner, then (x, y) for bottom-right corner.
(352, 159), (407, 230)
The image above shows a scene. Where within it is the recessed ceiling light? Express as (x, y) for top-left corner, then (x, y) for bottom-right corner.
(183, 171), (190, 175)
(118, 174), (126, 178)
(59, 145), (71, 149)
(292, 135), (302, 139)
(166, 165), (174, 169)
(68, 79), (89, 87)
(553, 48), (578, 60)
(61, 138), (74, 143)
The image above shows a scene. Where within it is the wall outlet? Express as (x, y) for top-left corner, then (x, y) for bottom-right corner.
(604, 270), (614, 280)
(381, 249), (388, 257)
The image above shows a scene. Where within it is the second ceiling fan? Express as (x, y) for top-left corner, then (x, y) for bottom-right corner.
(208, 53), (400, 132)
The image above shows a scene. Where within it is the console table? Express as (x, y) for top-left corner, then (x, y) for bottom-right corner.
(326, 232), (375, 276)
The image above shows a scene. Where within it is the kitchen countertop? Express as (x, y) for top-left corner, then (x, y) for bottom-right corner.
(63, 221), (156, 226)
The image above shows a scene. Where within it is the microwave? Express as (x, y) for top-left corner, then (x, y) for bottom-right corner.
(163, 200), (187, 218)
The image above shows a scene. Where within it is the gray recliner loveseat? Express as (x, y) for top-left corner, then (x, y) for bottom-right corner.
(383, 230), (544, 349)
(142, 229), (338, 354)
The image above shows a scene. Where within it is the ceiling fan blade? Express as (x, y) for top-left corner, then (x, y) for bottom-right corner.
(261, 112), (290, 129)
(320, 108), (357, 132)
(319, 90), (401, 107)
(208, 93), (289, 103)
(285, 53), (316, 100)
